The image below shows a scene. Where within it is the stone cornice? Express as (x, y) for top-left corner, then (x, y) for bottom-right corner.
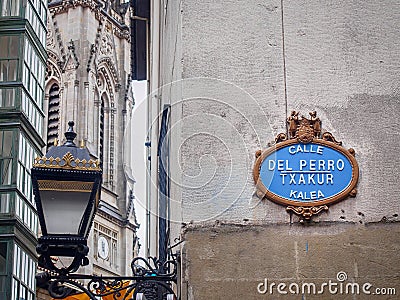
(97, 209), (139, 231)
(49, 0), (130, 41)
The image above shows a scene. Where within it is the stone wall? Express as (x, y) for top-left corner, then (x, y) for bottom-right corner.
(156, 0), (400, 298)
(176, 0), (400, 224)
(182, 223), (400, 299)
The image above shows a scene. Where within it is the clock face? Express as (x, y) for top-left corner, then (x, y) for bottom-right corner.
(98, 236), (109, 259)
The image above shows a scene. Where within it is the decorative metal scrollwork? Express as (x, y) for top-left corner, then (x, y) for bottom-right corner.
(286, 205), (329, 222)
(37, 254), (179, 300)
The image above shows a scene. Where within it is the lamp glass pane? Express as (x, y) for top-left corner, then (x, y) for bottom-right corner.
(40, 190), (90, 235)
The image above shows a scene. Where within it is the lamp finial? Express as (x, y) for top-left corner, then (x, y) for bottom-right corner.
(64, 121), (77, 146)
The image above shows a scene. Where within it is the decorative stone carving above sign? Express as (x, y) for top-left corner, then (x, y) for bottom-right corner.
(253, 111), (359, 221)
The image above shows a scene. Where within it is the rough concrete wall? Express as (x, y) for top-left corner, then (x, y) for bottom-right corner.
(172, 0), (400, 298)
(180, 0), (287, 223)
(182, 223), (400, 299)
(283, 0), (400, 223)
(177, 0), (400, 224)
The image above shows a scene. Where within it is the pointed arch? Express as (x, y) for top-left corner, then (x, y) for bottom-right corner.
(46, 83), (60, 150)
(45, 53), (62, 151)
(46, 51), (62, 83)
(98, 58), (120, 90)
(99, 92), (107, 166)
(95, 64), (117, 191)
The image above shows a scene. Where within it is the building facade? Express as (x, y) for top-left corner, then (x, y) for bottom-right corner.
(44, 0), (139, 282)
(0, 0), (47, 299)
(147, 0), (400, 299)
(0, 0), (144, 299)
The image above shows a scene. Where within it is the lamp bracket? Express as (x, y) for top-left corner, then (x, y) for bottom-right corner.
(37, 237), (89, 275)
(37, 254), (179, 300)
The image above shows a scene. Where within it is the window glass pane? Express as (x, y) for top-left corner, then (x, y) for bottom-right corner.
(0, 276), (5, 297)
(0, 129), (15, 184)
(24, 43), (28, 62)
(9, 36), (18, 57)
(20, 251), (25, 284)
(11, 1), (20, 16)
(0, 60), (17, 81)
(0, 36), (19, 58)
(0, 0), (20, 16)
(13, 245), (19, 277)
(22, 252), (27, 284)
(0, 193), (10, 213)
(8, 60), (17, 81)
(2, 131), (12, 156)
(41, 2), (46, 22)
(0, 61), (5, 81)
(1, 1), (9, 16)
(10, 245), (36, 298)
(23, 203), (27, 225)
(10, 89), (16, 106)
(18, 134), (23, 161)
(0, 89), (3, 106)
(27, 44), (31, 66)
(23, 66), (29, 87)
(0, 36), (6, 57)
(0, 242), (6, 274)
(1, 159), (12, 185)
(12, 278), (18, 300)
(23, 38), (45, 110)
(0, 88), (15, 107)
(32, 55), (36, 75)
(29, 76), (34, 94)
(28, 261), (33, 290)
(3, 61), (9, 81)
(20, 285), (26, 300)
(16, 194), (21, 220)
(26, 3), (31, 20)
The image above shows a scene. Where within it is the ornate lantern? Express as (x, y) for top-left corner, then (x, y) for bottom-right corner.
(32, 121), (102, 272)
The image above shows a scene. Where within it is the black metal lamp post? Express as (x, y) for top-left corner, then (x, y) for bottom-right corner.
(32, 122), (178, 300)
(32, 121), (102, 274)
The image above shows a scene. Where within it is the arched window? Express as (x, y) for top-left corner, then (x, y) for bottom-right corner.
(96, 67), (116, 191)
(99, 96), (105, 165)
(47, 83), (60, 150)
(99, 92), (112, 188)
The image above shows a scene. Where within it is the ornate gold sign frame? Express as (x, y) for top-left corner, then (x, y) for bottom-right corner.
(253, 111), (359, 221)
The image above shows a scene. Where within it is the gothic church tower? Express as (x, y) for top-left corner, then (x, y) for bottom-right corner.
(45, 0), (138, 277)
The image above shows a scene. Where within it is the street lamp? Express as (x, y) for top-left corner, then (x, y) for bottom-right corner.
(32, 121), (102, 274)
(32, 122), (178, 300)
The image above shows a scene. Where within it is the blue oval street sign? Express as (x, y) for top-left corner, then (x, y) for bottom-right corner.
(254, 140), (359, 207)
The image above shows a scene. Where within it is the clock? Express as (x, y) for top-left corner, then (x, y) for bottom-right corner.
(97, 236), (109, 259)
